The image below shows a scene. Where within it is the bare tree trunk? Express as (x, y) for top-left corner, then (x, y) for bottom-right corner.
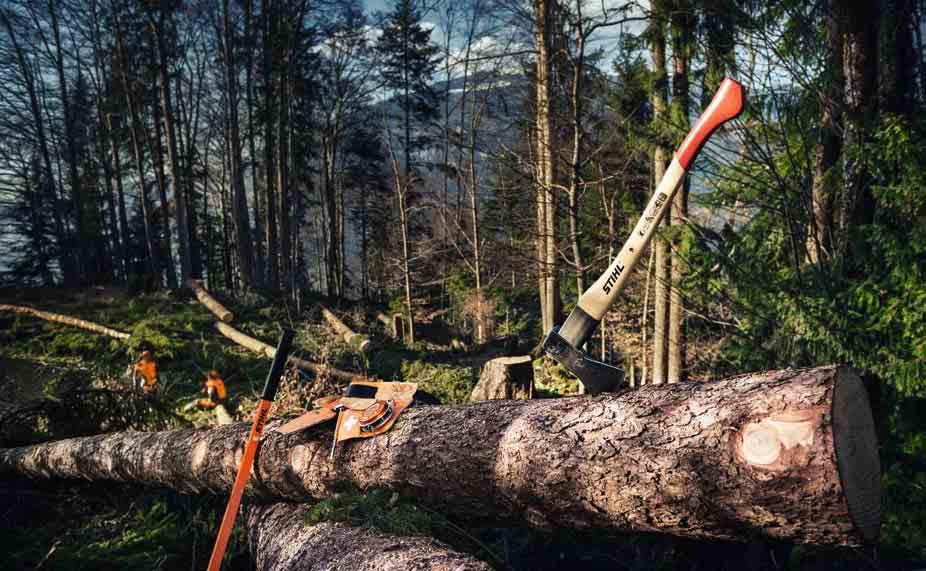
(108, 121), (131, 278)
(223, 0), (256, 288)
(838, 0), (881, 262)
(533, 0), (560, 336)
(114, 22), (160, 282)
(567, 10), (586, 296)
(807, 5), (844, 265)
(48, 0), (83, 285)
(0, 366), (880, 546)
(398, 185), (416, 346)
(667, 0), (694, 384)
(650, 0), (670, 385)
(245, 0), (265, 287)
(151, 99), (179, 289)
(154, 8), (192, 283)
(264, 0), (279, 289)
(277, 58), (292, 294)
(246, 504), (492, 571)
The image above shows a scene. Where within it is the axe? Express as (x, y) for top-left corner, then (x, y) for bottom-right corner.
(544, 78), (745, 394)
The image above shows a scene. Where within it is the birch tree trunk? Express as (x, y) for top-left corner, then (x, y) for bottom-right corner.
(0, 366), (880, 546)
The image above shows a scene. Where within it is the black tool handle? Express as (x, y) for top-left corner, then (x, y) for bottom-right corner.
(260, 329), (295, 401)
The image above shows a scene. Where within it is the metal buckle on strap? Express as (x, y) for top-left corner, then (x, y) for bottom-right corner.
(359, 400), (394, 433)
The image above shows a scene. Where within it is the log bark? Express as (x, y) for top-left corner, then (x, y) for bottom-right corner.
(0, 366), (879, 545)
(187, 279), (234, 323)
(320, 306), (371, 353)
(470, 356), (533, 401)
(0, 304), (130, 340)
(246, 503), (491, 571)
(214, 322), (369, 384)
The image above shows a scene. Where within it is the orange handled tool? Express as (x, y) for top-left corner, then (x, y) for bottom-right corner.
(547, 78), (745, 394)
(207, 329), (295, 571)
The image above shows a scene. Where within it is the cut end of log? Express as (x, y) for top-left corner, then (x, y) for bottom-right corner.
(832, 367), (880, 543)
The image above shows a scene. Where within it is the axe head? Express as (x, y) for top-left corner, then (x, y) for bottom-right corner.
(543, 327), (624, 395)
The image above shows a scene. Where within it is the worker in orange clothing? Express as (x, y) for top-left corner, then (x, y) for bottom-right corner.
(195, 370), (227, 409)
(134, 350), (158, 395)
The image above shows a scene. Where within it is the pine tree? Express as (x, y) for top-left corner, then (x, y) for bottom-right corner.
(375, 0), (440, 345)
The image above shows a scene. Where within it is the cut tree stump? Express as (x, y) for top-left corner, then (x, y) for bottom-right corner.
(186, 279), (233, 322)
(214, 322), (369, 384)
(320, 305), (371, 353)
(246, 503), (491, 571)
(470, 356), (533, 401)
(375, 312), (405, 340)
(0, 304), (130, 340)
(0, 366), (879, 545)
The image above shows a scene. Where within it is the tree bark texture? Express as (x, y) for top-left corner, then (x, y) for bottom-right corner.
(0, 366), (879, 545)
(187, 279), (234, 323)
(246, 503), (492, 571)
(320, 306), (371, 353)
(0, 304), (130, 340)
(469, 356), (533, 401)
(214, 322), (369, 384)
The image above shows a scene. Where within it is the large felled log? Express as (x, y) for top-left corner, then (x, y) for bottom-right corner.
(0, 366), (878, 545)
(0, 304), (130, 340)
(470, 356), (533, 401)
(214, 322), (369, 384)
(186, 279), (234, 322)
(247, 503), (491, 571)
(320, 305), (371, 353)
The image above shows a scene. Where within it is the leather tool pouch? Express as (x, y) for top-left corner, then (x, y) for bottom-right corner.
(275, 382), (418, 437)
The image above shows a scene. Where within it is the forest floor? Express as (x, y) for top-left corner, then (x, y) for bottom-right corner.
(0, 286), (923, 570)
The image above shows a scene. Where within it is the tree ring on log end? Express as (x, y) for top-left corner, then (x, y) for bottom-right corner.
(832, 367), (880, 542)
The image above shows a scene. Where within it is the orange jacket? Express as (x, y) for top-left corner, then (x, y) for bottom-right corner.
(205, 372), (227, 401)
(135, 351), (157, 394)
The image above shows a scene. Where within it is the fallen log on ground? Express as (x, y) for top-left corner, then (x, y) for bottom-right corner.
(0, 366), (878, 545)
(186, 279), (234, 323)
(320, 305), (371, 353)
(0, 304), (130, 340)
(246, 503), (491, 571)
(214, 322), (369, 384)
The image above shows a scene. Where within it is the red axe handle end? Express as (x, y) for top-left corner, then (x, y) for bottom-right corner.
(675, 78), (745, 170)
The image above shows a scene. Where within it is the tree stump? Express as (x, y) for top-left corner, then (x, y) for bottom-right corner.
(470, 356), (534, 401)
